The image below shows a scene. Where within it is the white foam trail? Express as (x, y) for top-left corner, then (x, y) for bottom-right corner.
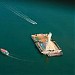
(7, 7), (37, 24)
(0, 3), (37, 24)
(8, 55), (35, 62)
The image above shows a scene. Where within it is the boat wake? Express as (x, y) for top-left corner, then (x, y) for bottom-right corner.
(8, 7), (37, 25)
(8, 55), (35, 62)
(0, 2), (37, 25)
(0, 48), (37, 63)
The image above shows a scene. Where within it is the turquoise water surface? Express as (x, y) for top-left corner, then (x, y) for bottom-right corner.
(0, 1), (74, 75)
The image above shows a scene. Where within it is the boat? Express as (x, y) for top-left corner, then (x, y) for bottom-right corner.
(31, 32), (63, 57)
(0, 48), (35, 62)
(0, 48), (9, 56)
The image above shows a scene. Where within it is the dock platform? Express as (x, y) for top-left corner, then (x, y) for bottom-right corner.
(31, 33), (63, 57)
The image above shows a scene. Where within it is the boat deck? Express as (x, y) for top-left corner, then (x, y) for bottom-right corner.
(31, 33), (63, 56)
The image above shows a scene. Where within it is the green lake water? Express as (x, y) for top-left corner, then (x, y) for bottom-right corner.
(0, 1), (74, 75)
